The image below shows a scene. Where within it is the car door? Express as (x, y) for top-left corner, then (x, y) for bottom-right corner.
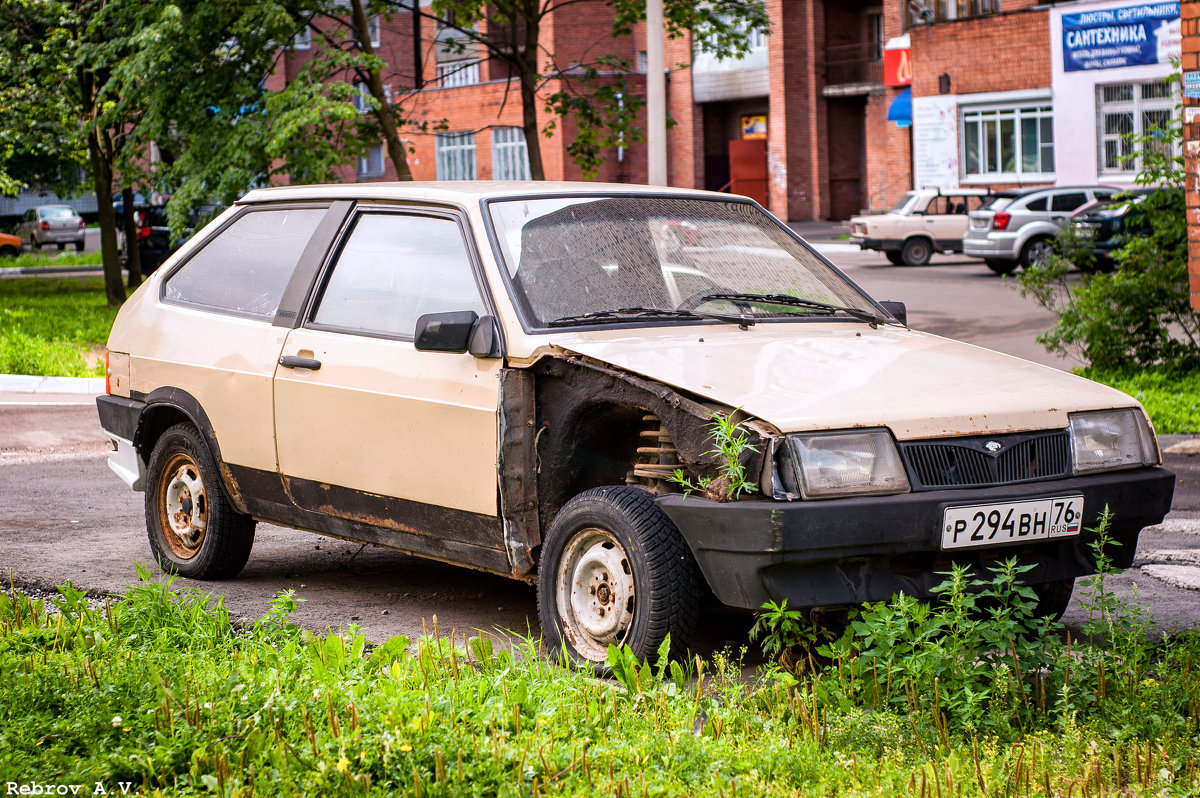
(272, 207), (505, 545)
(922, 196), (969, 248)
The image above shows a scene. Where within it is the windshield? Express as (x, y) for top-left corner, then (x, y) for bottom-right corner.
(890, 192), (919, 213)
(487, 196), (878, 328)
(40, 207), (76, 218)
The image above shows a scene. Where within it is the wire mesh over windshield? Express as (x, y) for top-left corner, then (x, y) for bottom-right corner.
(487, 196), (875, 328)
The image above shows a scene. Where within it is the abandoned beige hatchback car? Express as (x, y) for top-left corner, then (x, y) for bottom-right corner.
(98, 182), (1175, 667)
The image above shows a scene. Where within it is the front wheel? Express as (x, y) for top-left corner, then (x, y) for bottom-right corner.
(901, 237), (932, 266)
(145, 423), (255, 579)
(1031, 578), (1075, 621)
(537, 486), (700, 668)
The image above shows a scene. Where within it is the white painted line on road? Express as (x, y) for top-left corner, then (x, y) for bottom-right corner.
(812, 243), (863, 254)
(0, 375), (104, 394)
(1140, 564), (1200, 591)
(0, 401), (95, 406)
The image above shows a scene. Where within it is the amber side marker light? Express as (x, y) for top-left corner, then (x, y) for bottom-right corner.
(105, 351), (111, 395)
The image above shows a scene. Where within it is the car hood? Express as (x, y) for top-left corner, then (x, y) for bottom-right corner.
(545, 324), (1137, 439)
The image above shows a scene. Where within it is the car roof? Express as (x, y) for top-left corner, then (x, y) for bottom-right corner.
(36, 205), (78, 212)
(912, 187), (992, 196)
(238, 181), (736, 205)
(1002, 185), (1121, 199)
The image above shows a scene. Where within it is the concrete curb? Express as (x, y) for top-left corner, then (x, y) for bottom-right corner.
(0, 265), (104, 278)
(0, 375), (105, 394)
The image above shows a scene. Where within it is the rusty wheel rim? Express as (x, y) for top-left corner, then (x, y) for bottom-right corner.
(157, 452), (208, 559)
(556, 528), (636, 662)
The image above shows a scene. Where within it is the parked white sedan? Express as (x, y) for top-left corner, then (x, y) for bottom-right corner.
(850, 188), (992, 265)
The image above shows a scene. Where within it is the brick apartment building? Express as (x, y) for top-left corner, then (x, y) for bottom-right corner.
(268, 0), (1181, 222)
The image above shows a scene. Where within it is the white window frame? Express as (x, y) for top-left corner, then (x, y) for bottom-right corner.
(1096, 80), (1180, 178)
(367, 14), (380, 47)
(294, 26), (312, 50)
(352, 81), (372, 114)
(960, 103), (1054, 182)
(437, 59), (480, 87)
(357, 144), (385, 178)
(491, 127), (531, 180)
(436, 132), (477, 180)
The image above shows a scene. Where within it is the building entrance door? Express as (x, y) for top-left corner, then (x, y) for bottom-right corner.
(728, 139), (768, 208)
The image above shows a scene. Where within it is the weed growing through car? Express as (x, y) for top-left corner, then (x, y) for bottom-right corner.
(669, 410), (760, 500)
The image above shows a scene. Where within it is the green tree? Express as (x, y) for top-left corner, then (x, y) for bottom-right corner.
(402, 0), (769, 179)
(1017, 79), (1199, 373)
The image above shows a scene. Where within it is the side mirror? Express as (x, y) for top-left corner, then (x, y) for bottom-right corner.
(414, 311), (478, 352)
(879, 300), (907, 326)
(468, 315), (502, 358)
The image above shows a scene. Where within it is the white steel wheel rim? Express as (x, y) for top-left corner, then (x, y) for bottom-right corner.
(158, 453), (208, 558)
(555, 527), (636, 662)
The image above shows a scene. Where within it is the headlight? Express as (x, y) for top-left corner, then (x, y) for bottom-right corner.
(786, 429), (910, 499)
(1070, 408), (1160, 474)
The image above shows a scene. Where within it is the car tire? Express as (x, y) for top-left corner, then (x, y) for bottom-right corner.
(984, 258), (1019, 275)
(884, 250), (905, 266)
(1020, 236), (1053, 270)
(56, 243), (65, 251)
(28, 236), (39, 251)
(74, 241), (85, 252)
(145, 423), (255, 579)
(900, 238), (932, 266)
(0, 245), (17, 258)
(537, 485), (700, 670)
(1031, 578), (1075, 621)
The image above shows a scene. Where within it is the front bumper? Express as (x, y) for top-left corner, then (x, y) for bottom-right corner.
(657, 467), (1174, 609)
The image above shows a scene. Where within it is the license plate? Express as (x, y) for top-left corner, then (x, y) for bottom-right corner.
(941, 496), (1084, 550)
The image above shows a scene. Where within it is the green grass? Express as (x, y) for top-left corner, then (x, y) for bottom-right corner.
(1079, 367), (1200, 434)
(0, 250), (103, 269)
(2, 558), (1198, 796)
(0, 276), (116, 377)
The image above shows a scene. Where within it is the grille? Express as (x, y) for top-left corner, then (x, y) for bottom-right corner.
(899, 431), (1071, 491)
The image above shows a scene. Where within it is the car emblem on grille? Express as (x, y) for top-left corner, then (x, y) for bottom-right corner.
(985, 441), (1003, 453)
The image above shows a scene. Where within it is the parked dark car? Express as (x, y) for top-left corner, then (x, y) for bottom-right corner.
(1067, 189), (1157, 273)
(114, 196), (194, 274)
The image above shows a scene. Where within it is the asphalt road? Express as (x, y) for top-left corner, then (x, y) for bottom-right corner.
(1, 244), (1197, 651)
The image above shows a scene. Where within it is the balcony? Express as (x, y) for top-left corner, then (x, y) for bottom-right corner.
(823, 42), (882, 93)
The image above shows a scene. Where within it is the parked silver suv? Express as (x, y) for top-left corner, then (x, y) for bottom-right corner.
(962, 186), (1118, 274)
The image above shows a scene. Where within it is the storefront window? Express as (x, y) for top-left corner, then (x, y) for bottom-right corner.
(1097, 81), (1178, 175)
(961, 104), (1053, 179)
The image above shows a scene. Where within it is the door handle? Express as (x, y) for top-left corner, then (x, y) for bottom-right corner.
(279, 355), (322, 371)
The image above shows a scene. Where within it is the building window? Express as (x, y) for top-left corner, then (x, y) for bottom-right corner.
(352, 14), (381, 47)
(436, 132), (477, 180)
(294, 26), (311, 50)
(438, 60), (480, 87)
(1097, 81), (1179, 175)
(697, 16), (768, 55)
(491, 127), (531, 180)
(352, 81), (372, 113)
(961, 104), (1054, 178)
(357, 144), (385, 178)
(868, 13), (883, 62)
(913, 0), (999, 23)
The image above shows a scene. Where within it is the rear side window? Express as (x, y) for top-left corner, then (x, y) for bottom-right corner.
(311, 213), (486, 339)
(1024, 197), (1048, 211)
(164, 207), (326, 320)
(1051, 193), (1087, 212)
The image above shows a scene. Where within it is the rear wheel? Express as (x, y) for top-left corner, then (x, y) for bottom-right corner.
(884, 250), (905, 266)
(537, 486), (700, 669)
(985, 258), (1019, 275)
(145, 423), (255, 579)
(901, 237), (932, 266)
(74, 241), (85, 252)
(1020, 236), (1053, 270)
(56, 243), (65, 251)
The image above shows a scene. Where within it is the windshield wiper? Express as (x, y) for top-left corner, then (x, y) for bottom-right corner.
(693, 293), (894, 327)
(547, 306), (754, 329)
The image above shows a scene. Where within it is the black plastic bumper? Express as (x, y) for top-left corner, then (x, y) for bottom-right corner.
(657, 467), (1175, 609)
(96, 394), (144, 441)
